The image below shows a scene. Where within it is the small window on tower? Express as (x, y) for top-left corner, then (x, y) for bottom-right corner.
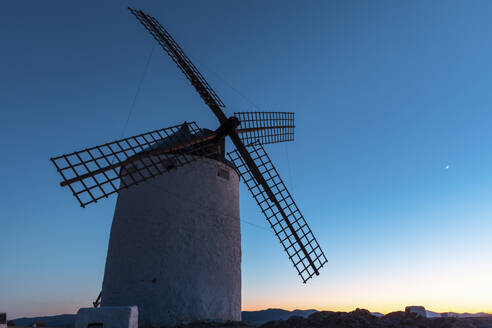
(217, 168), (229, 180)
(88, 323), (104, 328)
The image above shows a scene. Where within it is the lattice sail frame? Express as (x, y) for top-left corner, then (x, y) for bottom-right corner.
(50, 7), (327, 283)
(51, 122), (217, 207)
(129, 8), (225, 110)
(227, 141), (327, 283)
(235, 112), (294, 145)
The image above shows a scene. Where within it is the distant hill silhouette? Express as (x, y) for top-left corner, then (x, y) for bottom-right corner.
(12, 314), (75, 327)
(260, 309), (492, 328)
(12, 310), (317, 327)
(242, 308), (317, 325)
(11, 308), (492, 327)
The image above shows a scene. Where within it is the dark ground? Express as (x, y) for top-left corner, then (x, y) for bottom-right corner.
(178, 309), (492, 328)
(11, 309), (492, 328)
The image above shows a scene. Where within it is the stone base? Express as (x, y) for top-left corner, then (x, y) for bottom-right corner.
(74, 307), (138, 328)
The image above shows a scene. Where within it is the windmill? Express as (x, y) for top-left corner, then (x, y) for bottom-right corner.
(50, 8), (327, 327)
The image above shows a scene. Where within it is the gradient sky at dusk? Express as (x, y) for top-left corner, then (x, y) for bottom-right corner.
(1, 0), (492, 319)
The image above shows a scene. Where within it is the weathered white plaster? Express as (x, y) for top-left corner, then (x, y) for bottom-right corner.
(101, 158), (241, 327)
(405, 306), (427, 318)
(74, 306), (138, 328)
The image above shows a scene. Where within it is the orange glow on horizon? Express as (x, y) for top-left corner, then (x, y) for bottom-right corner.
(241, 303), (492, 315)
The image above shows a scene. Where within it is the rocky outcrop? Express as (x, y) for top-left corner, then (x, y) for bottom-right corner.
(242, 309), (317, 326)
(260, 308), (379, 328)
(258, 308), (492, 328)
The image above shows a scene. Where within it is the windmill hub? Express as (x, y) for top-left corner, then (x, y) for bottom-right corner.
(213, 116), (240, 143)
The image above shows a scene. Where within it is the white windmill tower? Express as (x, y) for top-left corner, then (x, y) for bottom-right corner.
(51, 8), (327, 327)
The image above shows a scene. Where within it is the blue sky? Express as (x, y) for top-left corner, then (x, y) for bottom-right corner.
(1, 0), (491, 318)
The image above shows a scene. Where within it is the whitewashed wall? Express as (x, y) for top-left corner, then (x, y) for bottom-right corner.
(101, 158), (241, 327)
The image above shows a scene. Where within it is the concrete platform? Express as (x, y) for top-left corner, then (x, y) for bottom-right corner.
(74, 307), (138, 328)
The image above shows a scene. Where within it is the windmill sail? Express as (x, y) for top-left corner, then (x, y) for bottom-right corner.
(51, 122), (217, 207)
(129, 7), (227, 123)
(227, 141), (327, 283)
(129, 7), (327, 283)
(235, 111), (295, 145)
